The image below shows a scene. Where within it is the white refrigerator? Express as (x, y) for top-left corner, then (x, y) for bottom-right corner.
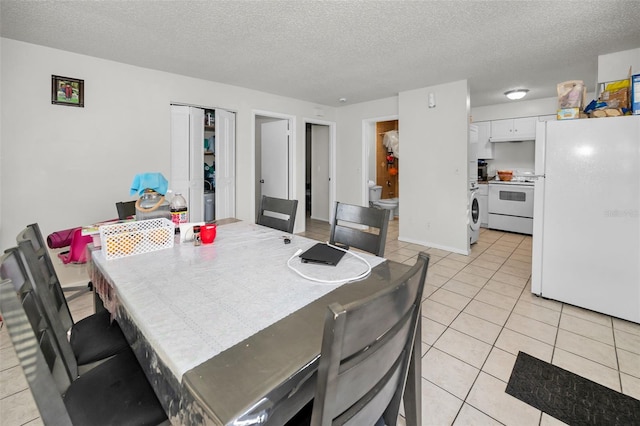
(531, 115), (640, 323)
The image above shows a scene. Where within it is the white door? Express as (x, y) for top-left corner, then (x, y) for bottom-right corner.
(311, 124), (330, 221)
(170, 105), (204, 221)
(260, 120), (289, 199)
(215, 109), (236, 219)
(170, 105), (190, 202)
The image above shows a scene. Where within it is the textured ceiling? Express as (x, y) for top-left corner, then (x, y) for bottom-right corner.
(2, 0), (639, 107)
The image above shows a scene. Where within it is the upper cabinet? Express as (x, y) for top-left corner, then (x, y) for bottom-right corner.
(490, 117), (537, 142)
(474, 121), (493, 159)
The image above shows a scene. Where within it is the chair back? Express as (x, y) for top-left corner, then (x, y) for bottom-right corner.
(116, 200), (137, 220)
(257, 195), (299, 233)
(0, 248), (79, 379)
(329, 202), (390, 257)
(0, 266), (77, 424)
(0, 279), (74, 425)
(311, 252), (429, 426)
(16, 223), (74, 331)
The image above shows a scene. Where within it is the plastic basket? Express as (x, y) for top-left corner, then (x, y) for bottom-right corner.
(100, 218), (174, 260)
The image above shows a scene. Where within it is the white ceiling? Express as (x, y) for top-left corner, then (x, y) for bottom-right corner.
(2, 1), (639, 108)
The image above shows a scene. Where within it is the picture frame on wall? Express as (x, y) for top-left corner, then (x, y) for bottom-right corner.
(51, 75), (84, 107)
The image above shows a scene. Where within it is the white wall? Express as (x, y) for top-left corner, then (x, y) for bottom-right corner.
(598, 48), (640, 83)
(399, 80), (470, 254)
(335, 97), (399, 206)
(487, 141), (536, 175)
(0, 38), (335, 249)
(471, 96), (558, 122)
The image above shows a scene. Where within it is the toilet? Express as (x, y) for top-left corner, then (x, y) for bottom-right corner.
(369, 185), (399, 221)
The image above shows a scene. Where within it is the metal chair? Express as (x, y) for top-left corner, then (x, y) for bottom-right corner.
(1, 247), (80, 378)
(307, 252), (430, 425)
(257, 195), (299, 233)
(329, 202), (390, 257)
(35, 222), (92, 297)
(116, 200), (137, 220)
(0, 276), (168, 426)
(16, 224), (129, 370)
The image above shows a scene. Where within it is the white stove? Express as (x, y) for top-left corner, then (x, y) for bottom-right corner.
(487, 176), (535, 234)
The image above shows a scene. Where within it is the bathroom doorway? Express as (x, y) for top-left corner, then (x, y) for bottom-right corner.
(375, 120), (399, 200)
(362, 116), (400, 222)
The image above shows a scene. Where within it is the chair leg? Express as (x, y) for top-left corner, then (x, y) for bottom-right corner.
(62, 282), (92, 302)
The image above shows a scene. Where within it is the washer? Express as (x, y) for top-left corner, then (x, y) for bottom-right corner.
(469, 183), (480, 244)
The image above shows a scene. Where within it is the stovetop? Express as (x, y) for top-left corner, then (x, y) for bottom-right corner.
(489, 178), (535, 186)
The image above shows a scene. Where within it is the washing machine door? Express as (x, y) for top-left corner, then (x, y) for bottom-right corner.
(469, 190), (480, 231)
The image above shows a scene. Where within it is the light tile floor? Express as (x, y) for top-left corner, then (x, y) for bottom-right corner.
(1, 219), (639, 425)
(300, 218), (640, 426)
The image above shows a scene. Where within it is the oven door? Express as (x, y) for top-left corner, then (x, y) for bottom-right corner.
(488, 184), (534, 218)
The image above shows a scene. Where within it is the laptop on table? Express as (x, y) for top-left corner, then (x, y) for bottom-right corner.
(299, 243), (346, 266)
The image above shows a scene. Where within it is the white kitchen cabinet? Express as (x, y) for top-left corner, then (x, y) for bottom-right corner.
(474, 121), (493, 159)
(490, 117), (537, 142)
(478, 183), (488, 227)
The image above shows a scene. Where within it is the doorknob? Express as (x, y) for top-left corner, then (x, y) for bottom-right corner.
(260, 179), (265, 183)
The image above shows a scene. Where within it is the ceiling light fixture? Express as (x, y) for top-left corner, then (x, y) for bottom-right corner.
(504, 89), (529, 100)
(339, 97), (347, 103)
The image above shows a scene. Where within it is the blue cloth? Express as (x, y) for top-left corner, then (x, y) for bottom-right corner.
(130, 173), (168, 196)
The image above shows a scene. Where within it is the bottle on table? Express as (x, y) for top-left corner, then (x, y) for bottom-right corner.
(170, 193), (188, 233)
(193, 225), (201, 246)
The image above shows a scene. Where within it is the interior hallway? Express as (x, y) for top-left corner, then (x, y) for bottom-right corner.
(1, 219), (639, 425)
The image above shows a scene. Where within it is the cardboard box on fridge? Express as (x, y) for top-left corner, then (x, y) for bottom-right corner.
(632, 74), (640, 115)
(599, 78), (630, 110)
(557, 107), (581, 120)
(601, 87), (629, 109)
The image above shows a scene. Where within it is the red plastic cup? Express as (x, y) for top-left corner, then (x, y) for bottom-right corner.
(201, 224), (217, 244)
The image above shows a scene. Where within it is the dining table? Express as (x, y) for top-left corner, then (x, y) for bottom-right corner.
(88, 219), (422, 425)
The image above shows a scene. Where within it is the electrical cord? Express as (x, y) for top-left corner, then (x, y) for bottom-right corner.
(286, 241), (372, 285)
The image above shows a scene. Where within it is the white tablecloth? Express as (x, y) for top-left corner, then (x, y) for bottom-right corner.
(92, 221), (384, 380)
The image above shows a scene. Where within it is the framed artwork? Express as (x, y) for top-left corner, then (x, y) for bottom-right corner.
(51, 75), (84, 107)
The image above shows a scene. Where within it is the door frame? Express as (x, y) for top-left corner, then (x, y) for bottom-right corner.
(253, 110), (296, 223)
(361, 115), (399, 206)
(303, 118), (337, 227)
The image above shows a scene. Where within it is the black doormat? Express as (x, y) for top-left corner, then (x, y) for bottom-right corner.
(506, 351), (640, 426)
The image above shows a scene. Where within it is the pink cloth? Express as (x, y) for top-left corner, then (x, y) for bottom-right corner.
(57, 229), (92, 264)
(47, 227), (80, 249)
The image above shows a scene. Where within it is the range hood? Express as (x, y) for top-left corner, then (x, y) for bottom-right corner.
(489, 135), (535, 143)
